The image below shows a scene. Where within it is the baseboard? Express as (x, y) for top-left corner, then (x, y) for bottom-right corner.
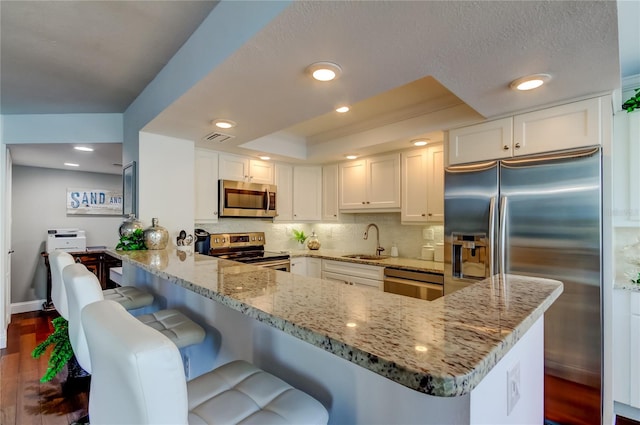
(0, 330), (6, 349)
(11, 299), (46, 314)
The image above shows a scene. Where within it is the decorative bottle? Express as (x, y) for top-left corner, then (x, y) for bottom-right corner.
(307, 230), (321, 250)
(118, 214), (143, 237)
(143, 218), (169, 250)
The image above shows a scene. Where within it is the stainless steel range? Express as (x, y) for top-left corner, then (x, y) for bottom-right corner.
(206, 232), (290, 272)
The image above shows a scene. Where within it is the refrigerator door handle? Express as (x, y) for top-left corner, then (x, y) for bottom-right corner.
(488, 196), (496, 276)
(499, 195), (508, 274)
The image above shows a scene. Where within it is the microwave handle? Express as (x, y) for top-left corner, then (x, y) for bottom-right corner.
(265, 188), (270, 213)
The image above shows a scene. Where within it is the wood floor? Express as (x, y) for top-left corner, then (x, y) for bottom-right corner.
(1, 311), (640, 425)
(1, 311), (88, 425)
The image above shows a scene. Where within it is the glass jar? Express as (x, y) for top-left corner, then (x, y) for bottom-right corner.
(307, 231), (321, 250)
(143, 218), (169, 250)
(118, 214), (143, 237)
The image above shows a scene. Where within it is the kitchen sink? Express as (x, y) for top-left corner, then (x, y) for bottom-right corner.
(342, 254), (390, 260)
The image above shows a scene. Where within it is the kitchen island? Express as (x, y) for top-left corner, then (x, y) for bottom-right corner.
(110, 248), (562, 424)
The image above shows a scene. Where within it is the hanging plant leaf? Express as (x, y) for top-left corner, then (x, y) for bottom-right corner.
(622, 88), (640, 113)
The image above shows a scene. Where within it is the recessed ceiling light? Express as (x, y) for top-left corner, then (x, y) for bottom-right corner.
(213, 119), (236, 129)
(415, 345), (428, 352)
(74, 146), (94, 152)
(306, 61), (342, 82)
(345, 154), (358, 160)
(336, 106), (350, 113)
(412, 139), (429, 147)
(509, 73), (551, 91)
(64, 162), (79, 167)
(346, 322), (357, 328)
(259, 155), (271, 161)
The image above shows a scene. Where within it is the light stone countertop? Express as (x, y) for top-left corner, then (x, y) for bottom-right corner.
(109, 248), (562, 397)
(286, 248), (445, 274)
(614, 281), (640, 292)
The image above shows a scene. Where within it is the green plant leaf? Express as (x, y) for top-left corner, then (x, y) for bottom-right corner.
(116, 228), (147, 251)
(32, 316), (74, 382)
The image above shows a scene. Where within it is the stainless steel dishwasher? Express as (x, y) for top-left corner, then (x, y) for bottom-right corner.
(383, 267), (444, 301)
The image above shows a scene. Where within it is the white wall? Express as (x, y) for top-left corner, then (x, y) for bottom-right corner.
(10, 165), (122, 304)
(138, 132), (195, 245)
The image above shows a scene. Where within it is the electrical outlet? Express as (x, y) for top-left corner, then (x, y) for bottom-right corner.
(423, 227), (435, 240)
(183, 355), (190, 378)
(507, 362), (520, 416)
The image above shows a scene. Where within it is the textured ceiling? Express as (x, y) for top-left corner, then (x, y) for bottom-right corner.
(2, 0), (632, 171)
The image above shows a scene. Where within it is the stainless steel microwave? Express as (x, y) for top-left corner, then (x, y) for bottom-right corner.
(219, 180), (277, 218)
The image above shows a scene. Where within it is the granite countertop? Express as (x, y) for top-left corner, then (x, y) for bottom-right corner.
(614, 281), (640, 292)
(287, 248), (445, 274)
(109, 248), (562, 397)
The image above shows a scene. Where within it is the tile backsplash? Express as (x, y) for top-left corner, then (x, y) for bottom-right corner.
(615, 226), (640, 283)
(196, 213), (443, 259)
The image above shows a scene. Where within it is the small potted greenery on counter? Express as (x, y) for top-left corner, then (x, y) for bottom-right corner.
(116, 228), (147, 251)
(292, 229), (307, 248)
(622, 88), (640, 113)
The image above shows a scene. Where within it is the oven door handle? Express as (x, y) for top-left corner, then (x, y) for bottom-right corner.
(253, 259), (290, 270)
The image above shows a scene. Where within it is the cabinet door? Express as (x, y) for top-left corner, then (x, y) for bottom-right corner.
(322, 164), (339, 221)
(249, 159), (274, 184)
(293, 166), (322, 221)
(514, 97), (602, 157)
(367, 153), (400, 208)
(219, 153), (249, 181)
(339, 159), (367, 209)
(426, 144), (444, 222)
(290, 258), (307, 276)
(401, 149), (428, 222)
(631, 313), (640, 408)
(194, 149), (219, 222)
(448, 117), (513, 165)
(307, 258), (322, 278)
(274, 164), (293, 222)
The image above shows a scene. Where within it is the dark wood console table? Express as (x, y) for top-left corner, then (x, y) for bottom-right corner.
(41, 250), (122, 311)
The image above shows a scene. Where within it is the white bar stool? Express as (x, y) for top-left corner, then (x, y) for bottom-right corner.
(63, 263), (205, 373)
(82, 299), (329, 425)
(49, 250), (153, 318)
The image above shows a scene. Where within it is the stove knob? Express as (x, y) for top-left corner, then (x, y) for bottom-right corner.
(258, 236), (262, 241)
(214, 238), (219, 243)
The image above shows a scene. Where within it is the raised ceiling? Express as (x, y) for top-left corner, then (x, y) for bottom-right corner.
(2, 0), (634, 171)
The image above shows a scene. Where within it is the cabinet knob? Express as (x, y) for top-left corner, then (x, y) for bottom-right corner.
(333, 214), (337, 217)
(421, 213), (426, 217)
(366, 201), (370, 204)
(214, 211), (218, 216)
(428, 213), (433, 216)
(514, 142), (521, 149)
(503, 145), (510, 151)
(362, 201), (366, 204)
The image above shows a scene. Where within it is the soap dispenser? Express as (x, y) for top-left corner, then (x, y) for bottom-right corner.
(390, 242), (398, 257)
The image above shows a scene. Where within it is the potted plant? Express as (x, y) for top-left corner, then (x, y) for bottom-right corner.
(31, 316), (75, 382)
(116, 228), (147, 251)
(292, 229), (307, 248)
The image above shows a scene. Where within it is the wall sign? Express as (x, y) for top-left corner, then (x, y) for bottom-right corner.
(67, 188), (123, 216)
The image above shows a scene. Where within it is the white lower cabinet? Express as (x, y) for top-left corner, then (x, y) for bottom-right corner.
(290, 257), (322, 278)
(631, 292), (640, 408)
(321, 259), (383, 290)
(307, 258), (322, 278)
(290, 257), (307, 276)
(613, 290), (640, 408)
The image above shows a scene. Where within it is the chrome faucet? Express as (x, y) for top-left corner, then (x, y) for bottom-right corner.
(363, 223), (385, 256)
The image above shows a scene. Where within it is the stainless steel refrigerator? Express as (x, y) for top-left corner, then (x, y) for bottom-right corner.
(444, 146), (602, 423)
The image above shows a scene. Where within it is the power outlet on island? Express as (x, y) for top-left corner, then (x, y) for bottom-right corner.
(506, 361), (521, 416)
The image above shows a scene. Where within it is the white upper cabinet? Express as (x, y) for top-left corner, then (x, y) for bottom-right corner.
(513, 97), (602, 156)
(218, 153), (274, 184)
(274, 163), (293, 222)
(322, 164), (339, 221)
(449, 117), (513, 164)
(401, 144), (444, 223)
(448, 97), (604, 165)
(194, 149), (219, 223)
(613, 110), (640, 225)
(339, 153), (400, 210)
(292, 166), (322, 221)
